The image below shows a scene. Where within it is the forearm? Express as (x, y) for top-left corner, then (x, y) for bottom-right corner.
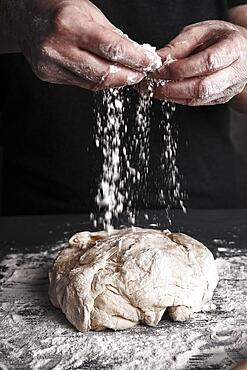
(0, 1), (23, 53)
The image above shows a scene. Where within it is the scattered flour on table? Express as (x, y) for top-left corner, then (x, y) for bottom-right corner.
(1, 245), (247, 370)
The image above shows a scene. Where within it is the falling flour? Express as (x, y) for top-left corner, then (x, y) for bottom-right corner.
(94, 84), (153, 230)
(94, 88), (125, 231)
(158, 101), (187, 222)
(94, 46), (186, 230)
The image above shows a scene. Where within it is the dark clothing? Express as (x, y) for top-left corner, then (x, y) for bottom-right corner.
(0, 0), (246, 215)
(228, 0), (247, 6)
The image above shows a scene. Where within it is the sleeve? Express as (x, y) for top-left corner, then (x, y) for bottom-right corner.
(228, 0), (247, 8)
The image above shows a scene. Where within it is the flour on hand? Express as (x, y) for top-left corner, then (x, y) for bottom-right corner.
(141, 43), (162, 72)
(49, 228), (219, 332)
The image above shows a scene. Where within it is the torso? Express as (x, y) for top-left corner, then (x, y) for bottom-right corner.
(0, 0), (236, 215)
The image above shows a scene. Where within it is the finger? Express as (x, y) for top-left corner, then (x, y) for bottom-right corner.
(39, 47), (144, 90)
(157, 23), (213, 62)
(157, 37), (239, 80)
(66, 48), (145, 89)
(149, 62), (245, 101)
(37, 62), (132, 91)
(58, 1), (153, 71)
(138, 77), (206, 101)
(189, 82), (246, 106)
(35, 62), (97, 89)
(162, 96), (233, 106)
(157, 83), (245, 106)
(152, 95), (233, 106)
(157, 21), (237, 62)
(201, 96), (234, 105)
(77, 21), (161, 72)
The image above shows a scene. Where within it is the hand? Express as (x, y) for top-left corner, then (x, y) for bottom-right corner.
(8, 0), (160, 90)
(140, 20), (247, 106)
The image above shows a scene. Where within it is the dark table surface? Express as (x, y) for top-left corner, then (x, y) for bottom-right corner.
(0, 209), (247, 370)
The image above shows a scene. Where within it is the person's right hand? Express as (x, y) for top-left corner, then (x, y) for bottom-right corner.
(13, 0), (159, 90)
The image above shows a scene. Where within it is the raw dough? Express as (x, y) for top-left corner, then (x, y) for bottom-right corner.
(49, 227), (219, 332)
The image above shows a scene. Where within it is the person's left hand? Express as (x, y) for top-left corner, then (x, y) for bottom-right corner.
(139, 20), (247, 106)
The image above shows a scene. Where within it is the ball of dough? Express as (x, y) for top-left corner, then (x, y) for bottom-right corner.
(49, 227), (219, 332)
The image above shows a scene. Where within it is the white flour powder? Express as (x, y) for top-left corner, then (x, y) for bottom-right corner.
(94, 88), (125, 231)
(1, 244), (247, 370)
(158, 102), (187, 223)
(94, 50), (186, 230)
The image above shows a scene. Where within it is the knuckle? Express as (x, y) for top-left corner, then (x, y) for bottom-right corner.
(102, 41), (126, 61)
(39, 42), (54, 59)
(53, 7), (67, 32)
(181, 24), (192, 33)
(164, 42), (177, 53)
(89, 71), (110, 91)
(91, 68), (109, 85)
(53, 5), (75, 33)
(226, 84), (243, 96)
(35, 42), (60, 74)
(225, 86), (235, 95)
(34, 61), (48, 80)
(188, 98), (200, 106)
(194, 79), (208, 99)
(204, 52), (218, 72)
(161, 83), (171, 98)
(181, 22), (203, 33)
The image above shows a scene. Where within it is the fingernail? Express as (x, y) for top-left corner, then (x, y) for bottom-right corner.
(127, 72), (144, 85)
